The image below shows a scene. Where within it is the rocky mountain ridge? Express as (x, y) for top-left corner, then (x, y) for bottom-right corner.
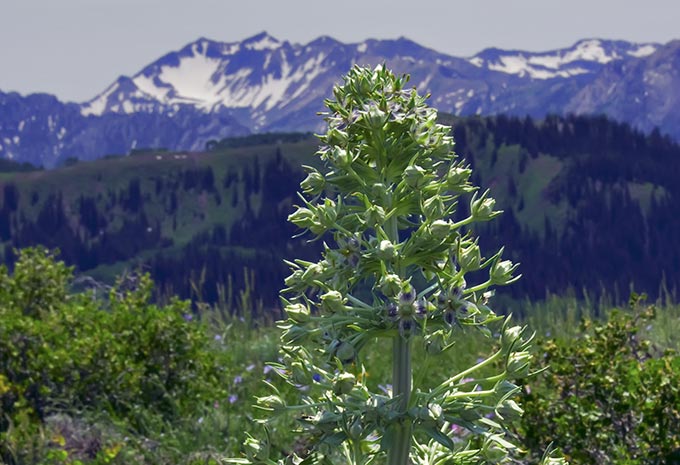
(1, 32), (676, 167)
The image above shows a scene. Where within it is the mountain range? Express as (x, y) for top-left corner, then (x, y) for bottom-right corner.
(1, 32), (678, 168)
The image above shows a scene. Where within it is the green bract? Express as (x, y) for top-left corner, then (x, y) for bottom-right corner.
(228, 65), (564, 465)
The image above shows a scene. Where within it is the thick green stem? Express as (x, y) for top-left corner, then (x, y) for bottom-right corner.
(389, 335), (412, 465)
(386, 196), (412, 465)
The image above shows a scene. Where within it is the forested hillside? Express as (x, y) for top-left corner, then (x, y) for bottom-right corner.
(0, 114), (678, 311)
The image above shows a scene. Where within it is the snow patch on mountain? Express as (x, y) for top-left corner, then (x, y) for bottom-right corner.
(480, 54), (590, 79)
(469, 39), (659, 79)
(628, 44), (658, 57)
(155, 54), (222, 103)
(567, 39), (618, 63)
(81, 81), (119, 116)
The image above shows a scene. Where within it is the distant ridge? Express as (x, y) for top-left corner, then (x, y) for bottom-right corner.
(1, 32), (677, 167)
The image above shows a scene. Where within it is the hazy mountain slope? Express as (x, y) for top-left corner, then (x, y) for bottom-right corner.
(565, 40), (680, 136)
(1, 32), (675, 167)
(1, 114), (678, 307)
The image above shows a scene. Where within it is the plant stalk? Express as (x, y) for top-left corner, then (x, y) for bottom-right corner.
(388, 334), (412, 465)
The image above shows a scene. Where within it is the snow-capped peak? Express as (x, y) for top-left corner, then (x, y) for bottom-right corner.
(80, 32), (332, 124)
(468, 39), (660, 80)
(78, 34), (666, 131)
(242, 32), (282, 51)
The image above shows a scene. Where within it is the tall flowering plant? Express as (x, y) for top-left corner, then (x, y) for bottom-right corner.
(227, 65), (565, 465)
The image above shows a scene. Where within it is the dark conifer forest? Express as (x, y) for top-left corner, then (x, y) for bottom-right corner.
(1, 114), (678, 311)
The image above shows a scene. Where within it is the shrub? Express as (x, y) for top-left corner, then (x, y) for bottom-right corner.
(519, 293), (680, 464)
(0, 247), (227, 463)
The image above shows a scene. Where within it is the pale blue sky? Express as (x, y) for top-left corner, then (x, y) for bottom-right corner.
(1, 0), (678, 102)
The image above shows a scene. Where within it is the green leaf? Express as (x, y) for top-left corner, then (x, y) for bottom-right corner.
(420, 423), (455, 450)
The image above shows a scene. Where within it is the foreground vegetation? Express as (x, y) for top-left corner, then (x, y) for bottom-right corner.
(1, 248), (679, 464)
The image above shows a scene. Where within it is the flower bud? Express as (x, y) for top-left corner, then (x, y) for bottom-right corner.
(284, 269), (304, 289)
(450, 282), (465, 299)
(333, 341), (356, 364)
(346, 235), (361, 251)
(364, 204), (386, 227)
(403, 164), (427, 189)
(495, 399), (523, 421)
(470, 190), (498, 221)
(333, 372), (356, 395)
(506, 351), (532, 378)
(285, 302), (310, 323)
(320, 290), (345, 313)
(317, 198), (338, 229)
(326, 127), (348, 146)
(444, 309), (457, 327)
(425, 331), (447, 355)
(501, 325), (523, 352)
(379, 273), (402, 297)
(490, 259), (519, 285)
(429, 220), (451, 240)
(377, 239), (396, 260)
(436, 290), (449, 308)
(301, 262), (324, 284)
(428, 403), (443, 422)
(542, 453), (569, 465)
(459, 243), (481, 271)
(365, 105), (387, 130)
(370, 183), (388, 205)
(288, 207), (316, 230)
(331, 147), (352, 167)
(422, 196), (444, 218)
(244, 435), (269, 462)
(300, 168), (326, 196)
(447, 165), (473, 191)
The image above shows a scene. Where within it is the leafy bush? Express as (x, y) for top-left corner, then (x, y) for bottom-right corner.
(0, 247), (227, 463)
(518, 293), (680, 464)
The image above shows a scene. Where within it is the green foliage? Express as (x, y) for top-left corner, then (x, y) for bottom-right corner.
(0, 247), (227, 464)
(518, 293), (680, 464)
